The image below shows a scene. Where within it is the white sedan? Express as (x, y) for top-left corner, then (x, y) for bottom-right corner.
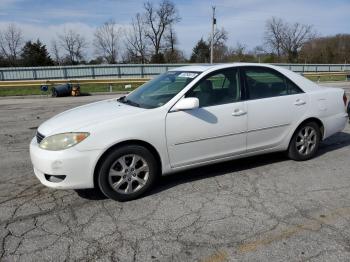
(30, 63), (348, 201)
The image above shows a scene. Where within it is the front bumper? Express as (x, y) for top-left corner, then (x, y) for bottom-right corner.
(29, 137), (101, 189)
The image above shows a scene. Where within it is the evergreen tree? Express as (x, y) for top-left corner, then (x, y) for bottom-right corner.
(190, 38), (210, 63)
(21, 40), (54, 66)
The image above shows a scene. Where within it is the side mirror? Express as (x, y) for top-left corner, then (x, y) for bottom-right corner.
(172, 97), (199, 111)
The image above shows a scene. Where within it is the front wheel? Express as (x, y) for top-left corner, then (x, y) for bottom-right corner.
(97, 145), (158, 201)
(288, 122), (321, 161)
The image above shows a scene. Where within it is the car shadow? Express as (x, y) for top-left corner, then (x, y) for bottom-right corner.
(317, 131), (350, 156)
(76, 131), (350, 201)
(187, 108), (218, 124)
(75, 188), (107, 200)
(75, 152), (288, 201)
(147, 152), (287, 197)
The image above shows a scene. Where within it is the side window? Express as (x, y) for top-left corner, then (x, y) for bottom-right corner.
(286, 78), (303, 94)
(208, 74), (229, 90)
(186, 68), (241, 107)
(244, 67), (288, 99)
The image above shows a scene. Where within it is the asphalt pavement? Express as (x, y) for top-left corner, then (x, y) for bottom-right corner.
(0, 84), (350, 261)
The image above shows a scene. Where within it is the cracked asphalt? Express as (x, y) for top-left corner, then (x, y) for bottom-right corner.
(1, 83), (350, 261)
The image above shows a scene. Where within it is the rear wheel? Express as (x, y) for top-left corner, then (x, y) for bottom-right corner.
(97, 145), (158, 201)
(288, 122), (321, 161)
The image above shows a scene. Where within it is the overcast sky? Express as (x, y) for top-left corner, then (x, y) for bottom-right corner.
(1, 0), (349, 59)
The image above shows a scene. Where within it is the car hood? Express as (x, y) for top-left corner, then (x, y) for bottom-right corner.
(38, 98), (146, 135)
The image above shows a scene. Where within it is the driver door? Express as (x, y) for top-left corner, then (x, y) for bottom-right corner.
(165, 68), (247, 168)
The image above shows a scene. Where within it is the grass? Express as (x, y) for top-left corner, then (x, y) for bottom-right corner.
(307, 75), (348, 82)
(0, 83), (141, 97)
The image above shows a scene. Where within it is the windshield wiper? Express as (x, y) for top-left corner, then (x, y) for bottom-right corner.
(117, 96), (140, 107)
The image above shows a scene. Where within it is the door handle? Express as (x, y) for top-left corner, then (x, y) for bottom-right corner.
(232, 109), (247, 116)
(294, 99), (306, 106)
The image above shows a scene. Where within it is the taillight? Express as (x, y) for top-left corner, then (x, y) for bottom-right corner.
(343, 93), (348, 107)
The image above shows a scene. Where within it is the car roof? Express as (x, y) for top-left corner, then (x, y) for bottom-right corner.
(169, 63), (284, 73)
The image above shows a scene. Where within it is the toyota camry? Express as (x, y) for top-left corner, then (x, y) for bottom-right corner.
(30, 63), (348, 201)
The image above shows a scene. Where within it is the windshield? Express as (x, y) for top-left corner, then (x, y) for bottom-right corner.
(120, 71), (199, 109)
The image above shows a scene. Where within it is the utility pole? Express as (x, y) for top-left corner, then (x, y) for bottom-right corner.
(210, 6), (216, 64)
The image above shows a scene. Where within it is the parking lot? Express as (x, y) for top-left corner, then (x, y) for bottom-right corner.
(1, 83), (350, 261)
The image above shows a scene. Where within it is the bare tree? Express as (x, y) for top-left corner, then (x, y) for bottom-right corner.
(164, 24), (183, 62)
(211, 27), (228, 47)
(94, 20), (121, 64)
(51, 39), (61, 65)
(125, 13), (148, 63)
(0, 23), (23, 66)
(165, 24), (177, 53)
(282, 22), (316, 62)
(300, 34), (350, 64)
(143, 0), (180, 62)
(264, 17), (284, 60)
(58, 29), (88, 64)
(207, 27), (228, 62)
(265, 17), (316, 62)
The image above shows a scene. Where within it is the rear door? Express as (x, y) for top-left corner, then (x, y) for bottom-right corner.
(242, 66), (308, 152)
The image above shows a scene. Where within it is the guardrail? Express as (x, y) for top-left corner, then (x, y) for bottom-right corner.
(302, 72), (350, 82)
(0, 63), (350, 81)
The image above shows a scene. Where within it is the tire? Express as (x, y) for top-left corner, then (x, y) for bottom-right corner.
(288, 122), (321, 161)
(97, 145), (158, 201)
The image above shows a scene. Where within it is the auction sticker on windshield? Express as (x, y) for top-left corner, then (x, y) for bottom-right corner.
(178, 72), (198, 78)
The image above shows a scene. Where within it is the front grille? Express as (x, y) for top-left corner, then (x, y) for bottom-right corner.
(36, 131), (45, 144)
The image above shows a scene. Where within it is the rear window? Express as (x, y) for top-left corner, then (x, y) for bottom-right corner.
(244, 67), (303, 99)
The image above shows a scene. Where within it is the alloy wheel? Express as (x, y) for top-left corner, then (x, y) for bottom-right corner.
(295, 126), (317, 156)
(108, 154), (149, 194)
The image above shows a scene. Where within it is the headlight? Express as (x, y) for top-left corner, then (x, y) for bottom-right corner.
(39, 132), (90, 151)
